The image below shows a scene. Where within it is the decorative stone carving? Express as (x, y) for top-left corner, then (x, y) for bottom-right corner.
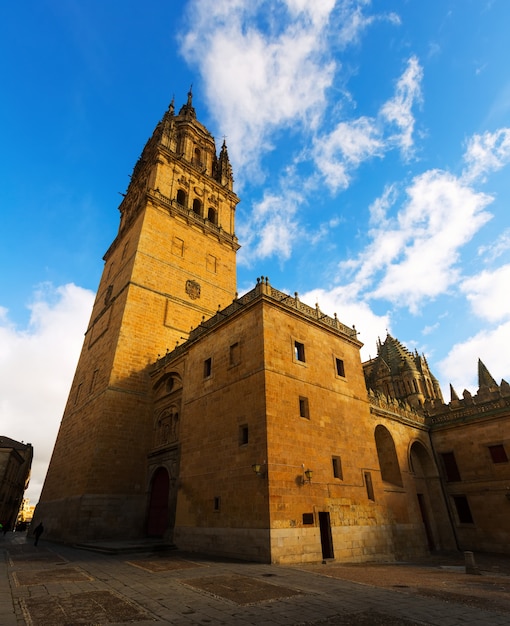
(155, 407), (179, 447)
(185, 279), (201, 300)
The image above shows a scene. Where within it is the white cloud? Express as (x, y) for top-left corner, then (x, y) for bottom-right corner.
(461, 264), (510, 323)
(180, 0), (339, 175)
(299, 285), (390, 361)
(462, 128), (510, 183)
(237, 192), (300, 264)
(342, 168), (493, 312)
(314, 56), (422, 193)
(438, 321), (510, 395)
(478, 228), (510, 262)
(313, 117), (383, 192)
(0, 283), (95, 504)
(380, 55), (423, 157)
(334, 1), (400, 48)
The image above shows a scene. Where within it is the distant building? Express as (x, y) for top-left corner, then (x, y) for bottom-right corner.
(0, 436), (33, 531)
(16, 498), (36, 530)
(34, 92), (510, 562)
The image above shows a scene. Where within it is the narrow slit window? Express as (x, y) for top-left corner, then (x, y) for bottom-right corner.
(335, 358), (345, 377)
(364, 471), (374, 501)
(294, 341), (305, 362)
(299, 396), (310, 419)
(332, 456), (343, 479)
(239, 425), (249, 446)
(230, 342), (240, 366)
(203, 357), (212, 378)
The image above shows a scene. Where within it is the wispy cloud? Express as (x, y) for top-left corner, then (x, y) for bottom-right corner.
(478, 228), (510, 262)
(313, 55), (423, 193)
(462, 128), (510, 183)
(338, 129), (500, 313)
(380, 55), (423, 157)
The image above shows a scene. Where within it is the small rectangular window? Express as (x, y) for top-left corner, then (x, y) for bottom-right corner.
(299, 396), (310, 419)
(203, 357), (212, 378)
(239, 425), (249, 445)
(294, 341), (305, 362)
(364, 471), (374, 501)
(230, 342), (240, 366)
(332, 456), (343, 479)
(335, 358), (345, 377)
(172, 237), (184, 257)
(453, 495), (474, 524)
(488, 444), (508, 463)
(206, 254), (217, 273)
(213, 496), (221, 511)
(302, 513), (314, 525)
(440, 452), (461, 482)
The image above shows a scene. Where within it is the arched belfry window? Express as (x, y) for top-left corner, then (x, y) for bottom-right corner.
(375, 424), (403, 487)
(193, 198), (202, 216)
(208, 207), (217, 224)
(176, 189), (187, 207)
(193, 147), (201, 167)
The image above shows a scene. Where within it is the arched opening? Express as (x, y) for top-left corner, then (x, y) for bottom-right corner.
(192, 198), (202, 216)
(193, 147), (201, 167)
(176, 189), (187, 207)
(375, 424), (403, 486)
(207, 207), (217, 224)
(410, 441), (438, 550)
(146, 467), (170, 537)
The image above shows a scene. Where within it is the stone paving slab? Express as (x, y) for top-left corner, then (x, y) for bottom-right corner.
(20, 590), (157, 625)
(182, 573), (303, 605)
(126, 556), (204, 572)
(295, 613), (425, 625)
(3, 535), (510, 625)
(14, 567), (94, 586)
(9, 553), (67, 567)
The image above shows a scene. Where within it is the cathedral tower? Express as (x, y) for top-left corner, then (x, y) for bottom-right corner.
(36, 92), (239, 542)
(363, 333), (443, 409)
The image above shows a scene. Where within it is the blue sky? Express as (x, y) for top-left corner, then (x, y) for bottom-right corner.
(2, 0), (510, 503)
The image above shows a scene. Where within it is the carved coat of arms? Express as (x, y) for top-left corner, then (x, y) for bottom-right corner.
(185, 279), (201, 300)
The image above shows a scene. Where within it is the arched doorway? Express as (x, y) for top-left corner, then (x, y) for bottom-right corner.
(146, 467), (170, 537)
(410, 441), (437, 550)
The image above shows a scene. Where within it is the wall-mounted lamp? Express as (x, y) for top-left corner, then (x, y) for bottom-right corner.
(252, 462), (266, 477)
(304, 468), (313, 483)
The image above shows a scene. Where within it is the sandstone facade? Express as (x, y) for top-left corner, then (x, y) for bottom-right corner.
(35, 92), (510, 562)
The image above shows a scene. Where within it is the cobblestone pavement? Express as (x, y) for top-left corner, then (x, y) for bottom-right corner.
(1, 532), (509, 626)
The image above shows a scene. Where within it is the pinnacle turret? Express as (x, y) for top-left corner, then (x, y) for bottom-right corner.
(179, 86), (196, 119)
(478, 359), (498, 390)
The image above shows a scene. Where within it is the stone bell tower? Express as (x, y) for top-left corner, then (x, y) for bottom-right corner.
(36, 90), (240, 542)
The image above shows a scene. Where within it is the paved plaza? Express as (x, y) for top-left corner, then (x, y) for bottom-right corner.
(1, 532), (509, 625)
